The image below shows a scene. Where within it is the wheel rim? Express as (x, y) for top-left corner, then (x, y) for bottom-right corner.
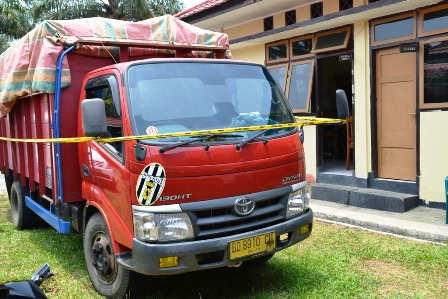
(90, 232), (117, 284)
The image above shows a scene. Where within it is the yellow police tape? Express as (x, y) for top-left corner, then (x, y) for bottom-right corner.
(0, 117), (345, 143)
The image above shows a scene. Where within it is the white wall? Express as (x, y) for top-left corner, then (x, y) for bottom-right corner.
(230, 44), (265, 65)
(419, 111), (448, 204)
(303, 125), (317, 181)
(353, 20), (372, 179)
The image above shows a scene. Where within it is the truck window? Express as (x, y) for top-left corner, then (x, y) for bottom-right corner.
(127, 61), (295, 143)
(85, 76), (123, 158)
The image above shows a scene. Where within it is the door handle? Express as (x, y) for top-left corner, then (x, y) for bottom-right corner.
(409, 113), (416, 115)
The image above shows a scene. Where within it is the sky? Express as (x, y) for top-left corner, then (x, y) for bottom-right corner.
(182, 0), (206, 9)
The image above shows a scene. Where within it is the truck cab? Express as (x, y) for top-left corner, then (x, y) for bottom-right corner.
(79, 58), (313, 297)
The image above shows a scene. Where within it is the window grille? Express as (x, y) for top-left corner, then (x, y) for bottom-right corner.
(264, 16), (273, 31)
(311, 2), (323, 19)
(340, 0), (353, 11)
(285, 10), (296, 25)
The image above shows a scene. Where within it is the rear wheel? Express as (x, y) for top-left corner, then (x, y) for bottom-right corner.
(84, 213), (130, 299)
(4, 174), (13, 201)
(10, 180), (34, 230)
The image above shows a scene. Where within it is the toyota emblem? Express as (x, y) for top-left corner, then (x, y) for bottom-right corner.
(234, 197), (255, 216)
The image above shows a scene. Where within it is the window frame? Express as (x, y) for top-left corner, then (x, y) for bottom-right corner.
(267, 63), (290, 92)
(265, 40), (289, 64)
(370, 12), (416, 46)
(312, 26), (351, 54)
(419, 35), (448, 109)
(289, 35), (314, 60)
(286, 59), (315, 113)
(85, 74), (124, 161)
(418, 3), (448, 37)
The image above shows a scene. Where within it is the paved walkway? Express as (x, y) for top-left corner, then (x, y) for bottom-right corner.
(311, 198), (448, 244)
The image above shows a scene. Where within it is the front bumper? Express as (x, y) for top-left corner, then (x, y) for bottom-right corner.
(117, 208), (313, 275)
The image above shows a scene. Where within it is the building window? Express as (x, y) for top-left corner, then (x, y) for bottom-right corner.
(290, 36), (313, 58)
(371, 12), (416, 46)
(286, 60), (315, 113)
(340, 0), (353, 11)
(375, 18), (413, 42)
(268, 64), (289, 92)
(420, 37), (448, 108)
(311, 2), (323, 19)
(419, 4), (448, 37)
(285, 10), (296, 26)
(312, 27), (351, 54)
(264, 16), (273, 31)
(266, 40), (288, 63)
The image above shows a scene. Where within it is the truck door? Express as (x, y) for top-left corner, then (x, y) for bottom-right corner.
(82, 74), (133, 240)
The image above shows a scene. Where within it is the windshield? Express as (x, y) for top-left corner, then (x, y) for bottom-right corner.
(127, 61), (296, 144)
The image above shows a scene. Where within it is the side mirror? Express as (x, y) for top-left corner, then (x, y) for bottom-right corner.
(336, 89), (350, 119)
(81, 98), (107, 137)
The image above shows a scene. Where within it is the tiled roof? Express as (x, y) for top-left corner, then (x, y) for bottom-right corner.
(175, 0), (229, 19)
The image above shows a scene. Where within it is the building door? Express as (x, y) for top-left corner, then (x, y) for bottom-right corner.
(376, 47), (416, 181)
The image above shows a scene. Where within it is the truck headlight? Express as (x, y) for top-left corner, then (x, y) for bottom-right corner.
(286, 184), (311, 218)
(133, 212), (194, 242)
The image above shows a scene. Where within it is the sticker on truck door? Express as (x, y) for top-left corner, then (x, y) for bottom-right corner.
(136, 163), (166, 205)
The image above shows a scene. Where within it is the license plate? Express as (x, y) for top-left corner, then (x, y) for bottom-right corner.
(229, 232), (276, 260)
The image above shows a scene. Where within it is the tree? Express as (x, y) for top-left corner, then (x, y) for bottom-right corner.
(0, 34), (12, 54)
(30, 0), (185, 23)
(0, 0), (186, 53)
(0, 0), (31, 39)
(0, 1), (33, 54)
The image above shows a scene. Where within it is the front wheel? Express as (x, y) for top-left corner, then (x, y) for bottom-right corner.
(84, 213), (130, 299)
(10, 180), (34, 230)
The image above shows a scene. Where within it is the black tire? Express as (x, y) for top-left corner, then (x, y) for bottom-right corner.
(10, 180), (34, 230)
(245, 253), (274, 267)
(4, 174), (13, 201)
(84, 213), (130, 299)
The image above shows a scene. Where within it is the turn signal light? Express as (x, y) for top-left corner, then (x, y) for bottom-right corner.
(300, 224), (310, 235)
(159, 256), (179, 268)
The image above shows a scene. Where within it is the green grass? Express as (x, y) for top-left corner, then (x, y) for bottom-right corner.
(1, 193), (448, 299)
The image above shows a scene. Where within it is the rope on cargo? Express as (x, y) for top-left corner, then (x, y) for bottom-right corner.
(0, 117), (346, 143)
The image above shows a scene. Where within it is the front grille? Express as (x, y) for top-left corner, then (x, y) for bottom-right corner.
(183, 195), (288, 240)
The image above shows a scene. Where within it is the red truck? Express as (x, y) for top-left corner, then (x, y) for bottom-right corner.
(0, 16), (313, 298)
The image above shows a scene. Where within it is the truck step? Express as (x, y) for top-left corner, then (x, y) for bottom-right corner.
(25, 197), (71, 233)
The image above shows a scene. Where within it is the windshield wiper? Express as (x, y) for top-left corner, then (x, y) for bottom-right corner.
(234, 130), (269, 150)
(159, 134), (243, 153)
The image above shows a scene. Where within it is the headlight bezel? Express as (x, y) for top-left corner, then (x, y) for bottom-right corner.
(286, 183), (311, 219)
(133, 211), (194, 243)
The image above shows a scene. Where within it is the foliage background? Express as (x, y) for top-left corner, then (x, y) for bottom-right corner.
(0, 0), (185, 53)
